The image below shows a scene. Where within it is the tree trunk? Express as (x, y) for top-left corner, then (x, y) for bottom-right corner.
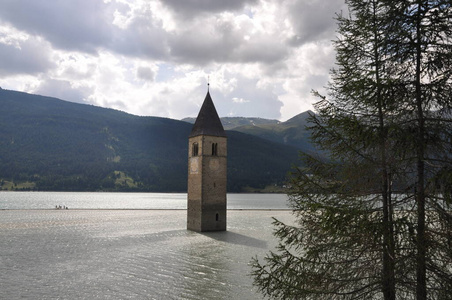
(415, 2), (426, 298)
(373, 2), (396, 297)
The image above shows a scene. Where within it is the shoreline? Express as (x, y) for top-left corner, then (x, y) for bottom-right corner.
(1, 208), (291, 211)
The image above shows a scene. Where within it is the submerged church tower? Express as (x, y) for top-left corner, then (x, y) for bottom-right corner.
(187, 87), (227, 232)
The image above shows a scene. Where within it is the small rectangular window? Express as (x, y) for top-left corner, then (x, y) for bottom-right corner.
(212, 143), (218, 156)
(192, 142), (199, 156)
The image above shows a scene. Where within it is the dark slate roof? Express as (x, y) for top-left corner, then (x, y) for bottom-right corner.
(189, 91), (226, 137)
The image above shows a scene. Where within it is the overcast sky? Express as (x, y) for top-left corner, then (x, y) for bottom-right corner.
(0, 0), (344, 121)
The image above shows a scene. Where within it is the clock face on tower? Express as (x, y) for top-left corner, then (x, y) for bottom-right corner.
(190, 157), (199, 174)
(209, 158), (220, 171)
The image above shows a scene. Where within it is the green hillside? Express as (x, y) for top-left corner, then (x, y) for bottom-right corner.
(184, 110), (316, 153)
(182, 116), (280, 130)
(0, 89), (300, 192)
(230, 111), (316, 154)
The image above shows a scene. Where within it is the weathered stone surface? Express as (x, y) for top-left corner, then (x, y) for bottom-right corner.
(187, 91), (227, 232)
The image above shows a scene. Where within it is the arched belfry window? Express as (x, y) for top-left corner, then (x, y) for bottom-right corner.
(192, 142), (199, 156)
(212, 143), (218, 156)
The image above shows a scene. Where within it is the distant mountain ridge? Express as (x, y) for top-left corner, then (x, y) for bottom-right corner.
(231, 110), (315, 153)
(0, 89), (305, 192)
(182, 116), (280, 130)
(184, 110), (315, 153)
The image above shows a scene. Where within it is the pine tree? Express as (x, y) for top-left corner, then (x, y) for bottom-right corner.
(252, 0), (402, 298)
(384, 1), (452, 297)
(251, 0), (452, 299)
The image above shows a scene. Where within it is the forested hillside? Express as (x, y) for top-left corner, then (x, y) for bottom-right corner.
(230, 111), (316, 154)
(184, 110), (316, 154)
(182, 116), (280, 130)
(0, 89), (301, 192)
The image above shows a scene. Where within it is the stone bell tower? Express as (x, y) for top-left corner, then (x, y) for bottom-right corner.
(187, 87), (227, 232)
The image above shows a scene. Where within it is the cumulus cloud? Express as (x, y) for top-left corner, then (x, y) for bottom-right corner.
(0, 37), (55, 76)
(0, 0), (343, 121)
(33, 78), (93, 105)
(136, 66), (155, 81)
(285, 0), (345, 46)
(206, 70), (284, 119)
(111, 6), (171, 60)
(232, 97), (249, 103)
(0, 1), (115, 54)
(162, 0), (259, 18)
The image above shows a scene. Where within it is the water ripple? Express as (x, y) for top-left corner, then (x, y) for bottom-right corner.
(0, 210), (294, 299)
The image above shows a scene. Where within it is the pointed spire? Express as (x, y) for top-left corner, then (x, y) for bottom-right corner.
(189, 88), (226, 138)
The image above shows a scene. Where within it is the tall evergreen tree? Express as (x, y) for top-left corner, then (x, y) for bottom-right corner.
(384, 1), (452, 298)
(252, 0), (402, 298)
(251, 0), (451, 299)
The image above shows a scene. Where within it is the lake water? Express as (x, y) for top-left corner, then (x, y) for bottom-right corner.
(0, 192), (293, 299)
(0, 192), (289, 210)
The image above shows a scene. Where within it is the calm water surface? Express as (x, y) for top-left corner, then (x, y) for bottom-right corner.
(0, 193), (292, 299)
(0, 192), (289, 210)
